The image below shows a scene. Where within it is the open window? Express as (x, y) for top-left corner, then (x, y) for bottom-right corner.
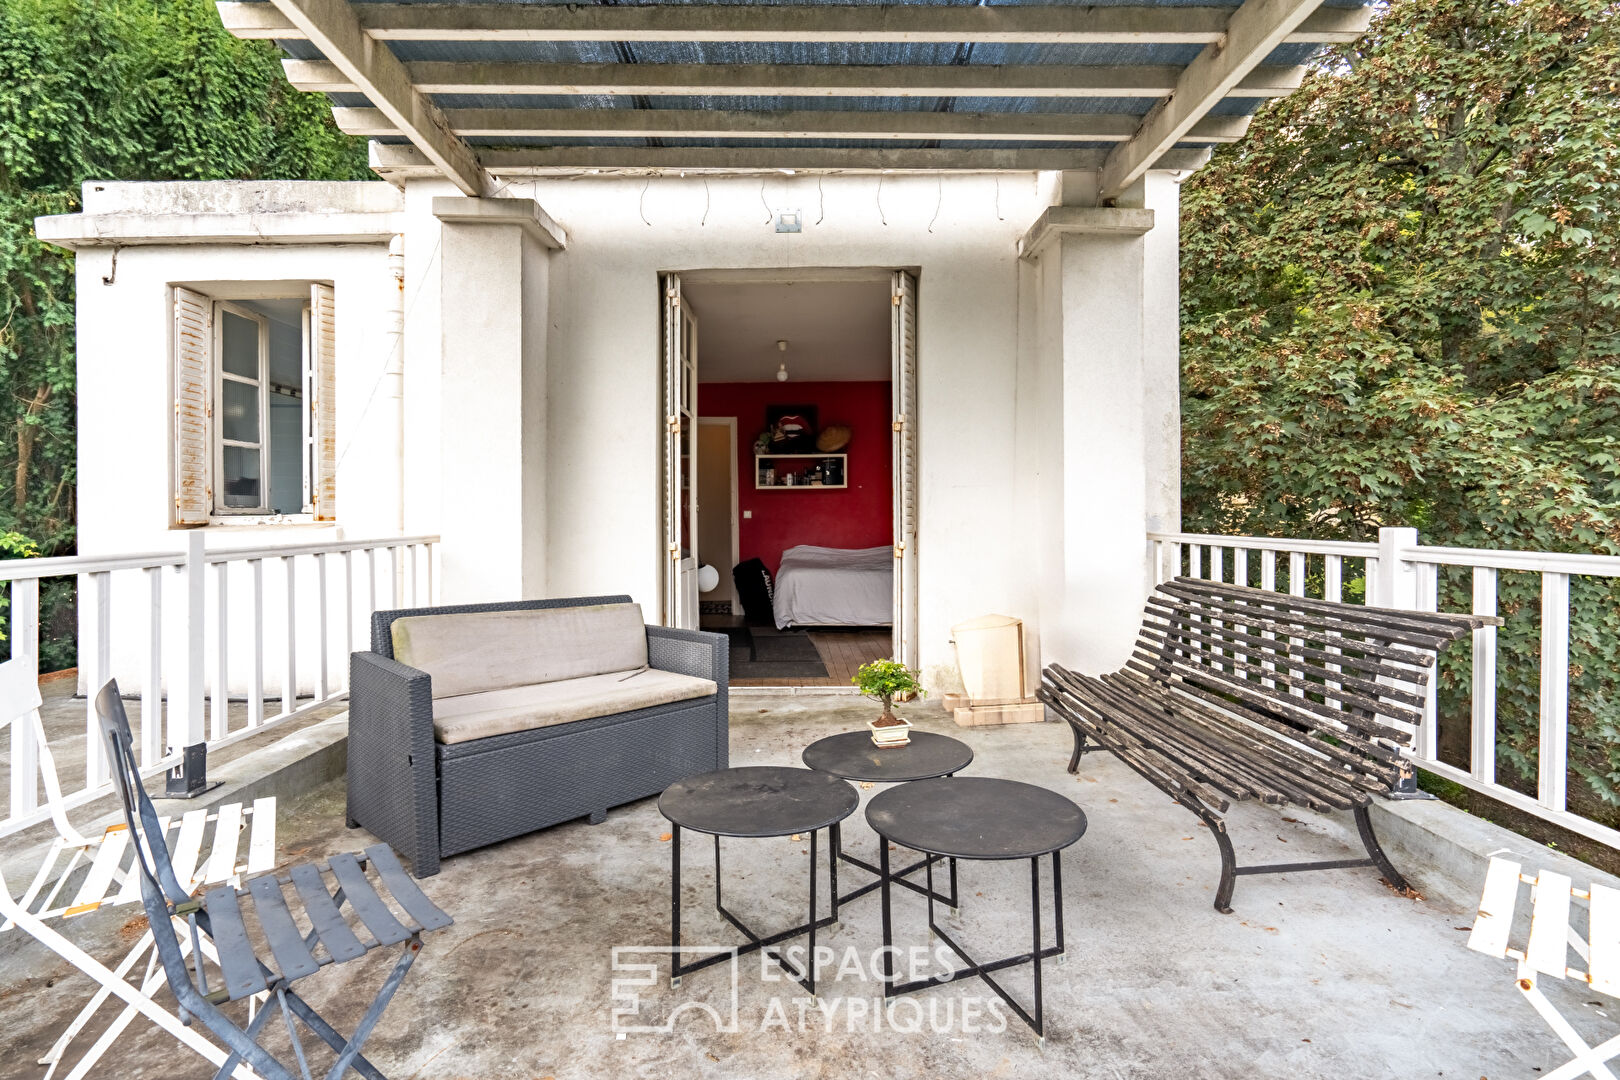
(172, 285), (337, 526)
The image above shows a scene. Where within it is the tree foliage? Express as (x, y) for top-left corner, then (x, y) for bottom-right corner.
(0, 0), (368, 557)
(1180, 0), (1620, 816)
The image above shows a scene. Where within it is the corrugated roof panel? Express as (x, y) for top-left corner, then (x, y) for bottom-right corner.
(251, 0), (1371, 166)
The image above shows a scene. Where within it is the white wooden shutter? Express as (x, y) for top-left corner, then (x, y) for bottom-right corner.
(172, 287), (213, 526)
(309, 283), (337, 521)
(660, 273), (684, 626)
(891, 270), (919, 669)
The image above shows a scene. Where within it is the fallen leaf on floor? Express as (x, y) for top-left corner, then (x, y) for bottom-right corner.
(706, 1054), (720, 1062)
(1301, 1038), (1311, 1043)
(791, 834), (802, 841)
(1282, 817), (1301, 823)
(1108, 798), (1118, 804)
(659, 833), (672, 842)
(1181, 837), (1193, 841)
(1277, 836), (1289, 843)
(1389, 1000), (1414, 1009)
(1455, 926), (1472, 931)
(861, 782), (875, 789)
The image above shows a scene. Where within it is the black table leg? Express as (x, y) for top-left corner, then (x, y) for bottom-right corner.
(670, 823), (682, 988)
(879, 843), (893, 995)
(830, 823), (841, 929)
(1053, 850), (1066, 964)
(882, 852), (1067, 1040)
(671, 825), (840, 995)
(1030, 855), (1043, 1042)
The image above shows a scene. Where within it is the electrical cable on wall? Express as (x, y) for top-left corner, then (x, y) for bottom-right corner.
(876, 174), (887, 226)
(928, 176), (942, 233)
(702, 178), (710, 227)
(816, 175), (825, 225)
(640, 177), (652, 226)
(760, 178), (771, 224)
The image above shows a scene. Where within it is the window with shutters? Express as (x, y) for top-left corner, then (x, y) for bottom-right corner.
(171, 284), (338, 526)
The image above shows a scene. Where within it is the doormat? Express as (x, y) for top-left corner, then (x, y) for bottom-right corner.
(730, 630), (829, 680)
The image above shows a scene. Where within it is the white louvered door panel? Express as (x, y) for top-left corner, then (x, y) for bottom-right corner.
(891, 270), (919, 670)
(309, 283), (338, 521)
(661, 273), (685, 627)
(173, 288), (213, 525)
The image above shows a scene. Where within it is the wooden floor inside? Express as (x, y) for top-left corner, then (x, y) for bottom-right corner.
(730, 629), (893, 688)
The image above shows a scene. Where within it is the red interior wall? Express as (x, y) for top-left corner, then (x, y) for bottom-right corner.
(700, 381), (892, 576)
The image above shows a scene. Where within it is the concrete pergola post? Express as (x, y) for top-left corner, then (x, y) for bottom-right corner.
(430, 196), (565, 603)
(1018, 172), (1182, 675)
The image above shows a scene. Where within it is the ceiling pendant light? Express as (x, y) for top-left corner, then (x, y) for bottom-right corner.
(776, 339), (789, 381)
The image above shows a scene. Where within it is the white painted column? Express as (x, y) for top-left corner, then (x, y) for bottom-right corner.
(433, 197), (554, 602)
(1016, 172), (1182, 675)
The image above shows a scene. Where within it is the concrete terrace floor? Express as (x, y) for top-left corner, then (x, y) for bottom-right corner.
(0, 696), (1598, 1079)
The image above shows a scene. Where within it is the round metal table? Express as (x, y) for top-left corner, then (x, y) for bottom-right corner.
(866, 776), (1087, 1041)
(801, 730), (973, 908)
(659, 766), (858, 996)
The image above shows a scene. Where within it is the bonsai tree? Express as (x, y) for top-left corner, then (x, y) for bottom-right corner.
(852, 659), (925, 725)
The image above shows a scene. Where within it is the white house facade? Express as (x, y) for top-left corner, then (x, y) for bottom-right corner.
(40, 166), (1182, 695)
(36, 0), (1366, 698)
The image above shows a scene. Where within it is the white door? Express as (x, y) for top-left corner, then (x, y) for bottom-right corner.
(891, 270), (919, 670)
(661, 274), (700, 629)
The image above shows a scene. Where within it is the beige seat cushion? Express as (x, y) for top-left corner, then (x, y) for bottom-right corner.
(391, 603), (648, 699)
(431, 668), (717, 745)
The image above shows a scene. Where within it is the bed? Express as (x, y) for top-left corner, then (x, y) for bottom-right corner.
(771, 545), (894, 629)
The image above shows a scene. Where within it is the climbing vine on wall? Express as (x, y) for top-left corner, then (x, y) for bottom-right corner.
(0, 0), (368, 667)
(1179, 0), (1620, 823)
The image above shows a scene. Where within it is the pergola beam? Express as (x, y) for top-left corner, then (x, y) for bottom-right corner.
(222, 2), (1369, 44)
(369, 141), (1215, 175)
(264, 0), (487, 195)
(286, 58), (1306, 99)
(335, 106), (1252, 143)
(1098, 0), (1325, 198)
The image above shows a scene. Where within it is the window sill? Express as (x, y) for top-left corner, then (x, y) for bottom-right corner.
(190, 516), (333, 530)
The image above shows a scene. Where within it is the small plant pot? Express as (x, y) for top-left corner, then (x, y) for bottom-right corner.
(868, 715), (912, 748)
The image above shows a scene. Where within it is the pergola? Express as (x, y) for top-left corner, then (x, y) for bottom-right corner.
(218, 0), (1366, 200)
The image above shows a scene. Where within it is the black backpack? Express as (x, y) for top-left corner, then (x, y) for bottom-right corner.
(732, 558), (775, 626)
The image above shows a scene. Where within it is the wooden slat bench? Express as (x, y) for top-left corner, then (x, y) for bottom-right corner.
(1037, 577), (1497, 913)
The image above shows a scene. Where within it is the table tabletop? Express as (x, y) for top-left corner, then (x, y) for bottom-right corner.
(866, 777), (1086, 860)
(801, 730), (974, 783)
(659, 766), (858, 838)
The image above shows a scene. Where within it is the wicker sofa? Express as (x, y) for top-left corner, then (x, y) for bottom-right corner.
(347, 596), (728, 877)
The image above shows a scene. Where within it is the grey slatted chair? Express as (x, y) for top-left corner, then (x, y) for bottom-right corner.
(94, 680), (452, 1080)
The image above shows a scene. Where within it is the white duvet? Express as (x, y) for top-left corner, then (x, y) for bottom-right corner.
(772, 545), (894, 629)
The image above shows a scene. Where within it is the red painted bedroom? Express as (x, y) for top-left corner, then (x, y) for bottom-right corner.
(680, 273), (902, 688)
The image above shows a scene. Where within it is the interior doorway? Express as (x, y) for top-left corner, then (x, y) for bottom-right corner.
(659, 269), (918, 687)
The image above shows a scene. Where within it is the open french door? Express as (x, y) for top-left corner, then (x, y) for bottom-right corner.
(891, 270), (919, 670)
(660, 273), (700, 629)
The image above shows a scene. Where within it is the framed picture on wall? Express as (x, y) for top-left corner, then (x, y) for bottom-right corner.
(764, 405), (817, 453)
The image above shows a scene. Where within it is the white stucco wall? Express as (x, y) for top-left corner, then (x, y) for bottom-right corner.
(486, 172), (1053, 692)
(55, 168), (1186, 704)
(60, 182), (406, 697)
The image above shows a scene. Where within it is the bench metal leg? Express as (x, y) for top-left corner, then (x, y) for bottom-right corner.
(1179, 796), (1239, 915)
(1353, 804), (1411, 893)
(1065, 722), (1088, 775)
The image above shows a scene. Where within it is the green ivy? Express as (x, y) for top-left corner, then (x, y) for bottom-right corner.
(1180, 0), (1620, 822)
(0, 0), (368, 668)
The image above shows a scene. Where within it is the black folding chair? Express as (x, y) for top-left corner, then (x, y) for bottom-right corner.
(94, 679), (453, 1080)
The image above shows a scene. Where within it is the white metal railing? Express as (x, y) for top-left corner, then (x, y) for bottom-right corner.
(2, 533), (438, 838)
(1149, 527), (1620, 849)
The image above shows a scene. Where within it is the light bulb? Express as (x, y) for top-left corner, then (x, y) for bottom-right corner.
(777, 363), (789, 382)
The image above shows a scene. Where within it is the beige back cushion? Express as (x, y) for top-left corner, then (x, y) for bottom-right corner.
(390, 603), (648, 699)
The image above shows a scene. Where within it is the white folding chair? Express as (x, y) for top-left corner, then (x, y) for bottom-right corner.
(0, 658), (277, 1079)
(1470, 855), (1620, 1080)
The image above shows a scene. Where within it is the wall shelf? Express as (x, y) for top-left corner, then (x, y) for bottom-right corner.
(755, 452), (847, 490)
